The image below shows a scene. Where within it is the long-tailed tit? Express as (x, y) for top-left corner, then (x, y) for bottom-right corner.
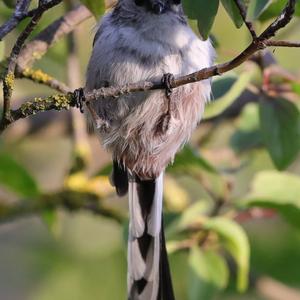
(85, 0), (215, 298)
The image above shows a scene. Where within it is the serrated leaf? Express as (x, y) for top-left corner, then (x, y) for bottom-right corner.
(183, 0), (219, 40)
(204, 71), (253, 119)
(221, 0), (244, 28)
(247, 0), (273, 21)
(203, 217), (250, 292)
(0, 152), (40, 197)
(188, 247), (229, 300)
(168, 145), (217, 174)
(243, 171), (300, 229)
(80, 0), (105, 17)
(259, 96), (300, 170)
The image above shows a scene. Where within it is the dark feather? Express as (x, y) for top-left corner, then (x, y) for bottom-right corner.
(111, 160), (128, 196)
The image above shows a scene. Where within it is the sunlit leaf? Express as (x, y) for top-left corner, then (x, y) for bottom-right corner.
(183, 0), (219, 40)
(221, 0), (244, 28)
(80, 0), (105, 17)
(247, 0), (273, 21)
(0, 41), (4, 60)
(204, 71), (253, 119)
(259, 0), (300, 21)
(41, 209), (61, 237)
(204, 217), (250, 292)
(177, 201), (212, 230)
(231, 103), (263, 152)
(259, 96), (300, 170)
(168, 145), (217, 174)
(2, 0), (16, 9)
(243, 171), (300, 229)
(97, 163), (113, 176)
(0, 152), (40, 197)
(212, 73), (237, 99)
(188, 246), (229, 300)
(292, 82), (300, 96)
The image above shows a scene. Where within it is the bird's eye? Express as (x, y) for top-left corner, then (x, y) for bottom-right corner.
(135, 0), (144, 6)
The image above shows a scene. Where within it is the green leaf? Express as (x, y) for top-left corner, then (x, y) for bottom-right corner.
(183, 0), (219, 40)
(211, 73), (237, 99)
(259, 96), (300, 170)
(292, 82), (300, 96)
(204, 71), (253, 119)
(221, 0), (244, 28)
(259, 0), (300, 21)
(80, 0), (105, 17)
(247, 0), (273, 21)
(2, 0), (17, 9)
(41, 209), (61, 237)
(96, 163), (113, 176)
(258, 0), (285, 21)
(0, 152), (40, 197)
(243, 171), (300, 229)
(0, 41), (4, 60)
(188, 247), (229, 300)
(177, 201), (212, 230)
(168, 145), (217, 174)
(203, 217), (250, 292)
(231, 103), (263, 152)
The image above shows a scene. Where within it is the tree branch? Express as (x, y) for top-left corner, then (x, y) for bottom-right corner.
(1, 0), (63, 126)
(233, 0), (257, 38)
(0, 0), (32, 41)
(16, 5), (92, 70)
(0, 190), (126, 224)
(0, 0), (299, 135)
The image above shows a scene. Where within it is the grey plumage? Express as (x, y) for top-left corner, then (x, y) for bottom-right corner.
(85, 0), (215, 298)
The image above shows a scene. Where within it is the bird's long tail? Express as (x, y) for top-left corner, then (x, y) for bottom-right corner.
(111, 162), (175, 300)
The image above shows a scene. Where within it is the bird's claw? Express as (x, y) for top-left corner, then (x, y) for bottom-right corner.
(161, 73), (175, 98)
(73, 88), (86, 113)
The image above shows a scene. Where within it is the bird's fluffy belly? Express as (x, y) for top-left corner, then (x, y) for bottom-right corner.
(87, 18), (213, 178)
(101, 81), (208, 179)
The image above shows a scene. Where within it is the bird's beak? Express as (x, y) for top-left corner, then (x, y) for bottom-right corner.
(151, 0), (166, 14)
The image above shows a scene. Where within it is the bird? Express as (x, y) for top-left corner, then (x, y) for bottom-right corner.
(85, 0), (215, 298)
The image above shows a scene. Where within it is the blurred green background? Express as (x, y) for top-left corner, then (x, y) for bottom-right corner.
(1, 1), (300, 300)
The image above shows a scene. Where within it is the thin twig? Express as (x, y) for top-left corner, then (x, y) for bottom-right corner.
(233, 0), (257, 39)
(0, 0), (298, 134)
(0, 190), (126, 224)
(0, 0), (32, 41)
(1, 0), (62, 124)
(266, 40), (300, 47)
(17, 5), (92, 70)
(17, 67), (70, 93)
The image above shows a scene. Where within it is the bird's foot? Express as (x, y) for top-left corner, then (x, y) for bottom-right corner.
(155, 112), (171, 136)
(73, 88), (86, 113)
(161, 73), (175, 98)
(155, 73), (175, 135)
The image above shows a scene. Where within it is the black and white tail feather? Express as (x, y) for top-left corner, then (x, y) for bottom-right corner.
(111, 161), (175, 300)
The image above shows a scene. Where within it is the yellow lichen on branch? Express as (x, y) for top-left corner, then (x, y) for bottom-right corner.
(4, 72), (15, 91)
(22, 68), (54, 84)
